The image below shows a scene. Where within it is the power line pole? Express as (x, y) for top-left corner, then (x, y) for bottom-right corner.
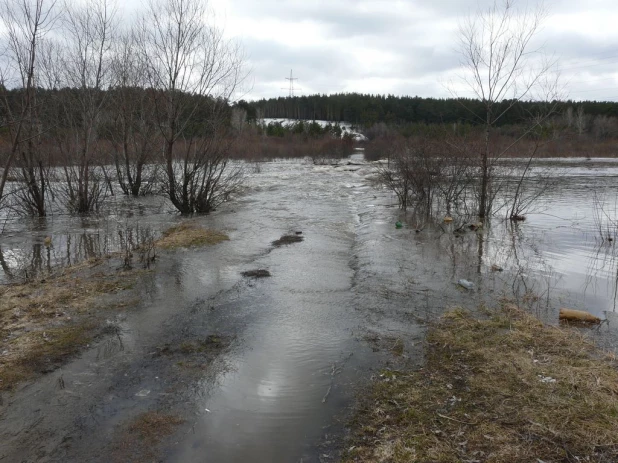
(283, 69), (298, 97)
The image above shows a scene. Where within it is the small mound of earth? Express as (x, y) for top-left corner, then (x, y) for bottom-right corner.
(272, 234), (304, 247)
(241, 269), (271, 278)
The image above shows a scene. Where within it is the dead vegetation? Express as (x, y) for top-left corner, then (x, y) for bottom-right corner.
(114, 411), (184, 462)
(156, 222), (229, 249)
(0, 261), (144, 390)
(272, 234), (304, 247)
(345, 306), (618, 462)
(154, 334), (231, 372)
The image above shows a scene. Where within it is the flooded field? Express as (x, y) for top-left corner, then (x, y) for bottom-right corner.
(1, 155), (618, 461)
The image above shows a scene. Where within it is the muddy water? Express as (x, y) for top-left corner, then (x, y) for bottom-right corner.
(1, 156), (618, 462)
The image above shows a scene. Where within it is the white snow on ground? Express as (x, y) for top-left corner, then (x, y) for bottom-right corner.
(261, 118), (368, 141)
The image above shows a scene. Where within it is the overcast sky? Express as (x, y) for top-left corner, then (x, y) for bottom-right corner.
(204, 0), (618, 102)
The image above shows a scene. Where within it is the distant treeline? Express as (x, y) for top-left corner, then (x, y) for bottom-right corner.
(243, 93), (618, 127)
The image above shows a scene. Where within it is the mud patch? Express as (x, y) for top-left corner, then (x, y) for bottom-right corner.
(241, 269), (272, 278)
(363, 333), (405, 356)
(272, 234), (304, 247)
(156, 222), (229, 249)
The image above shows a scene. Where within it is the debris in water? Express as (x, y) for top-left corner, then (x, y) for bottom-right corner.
(490, 264), (504, 272)
(241, 269), (271, 278)
(458, 279), (474, 290)
(272, 234), (304, 247)
(395, 221), (403, 229)
(322, 385), (332, 403)
(538, 375), (557, 384)
(444, 216), (453, 223)
(135, 389), (150, 397)
(295, 231), (303, 235)
(559, 308), (601, 324)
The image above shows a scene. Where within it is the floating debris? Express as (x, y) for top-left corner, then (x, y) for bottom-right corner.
(559, 308), (600, 324)
(272, 234), (304, 247)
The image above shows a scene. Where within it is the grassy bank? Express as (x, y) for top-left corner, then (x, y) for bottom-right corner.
(345, 306), (618, 462)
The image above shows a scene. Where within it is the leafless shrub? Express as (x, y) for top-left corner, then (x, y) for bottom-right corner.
(52, 0), (117, 214)
(453, 0), (559, 218)
(105, 31), (161, 196)
(0, 0), (57, 216)
(138, 0), (247, 214)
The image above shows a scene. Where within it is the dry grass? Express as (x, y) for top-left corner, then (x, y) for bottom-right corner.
(0, 263), (143, 391)
(345, 305), (618, 462)
(156, 222), (229, 249)
(114, 411), (184, 463)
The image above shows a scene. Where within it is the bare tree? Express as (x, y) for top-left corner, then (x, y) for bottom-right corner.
(105, 30), (159, 196)
(139, 0), (246, 214)
(575, 105), (588, 137)
(0, 0), (57, 214)
(455, 0), (557, 218)
(55, 0), (116, 213)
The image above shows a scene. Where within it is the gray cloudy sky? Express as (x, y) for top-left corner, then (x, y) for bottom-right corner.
(208, 0), (618, 101)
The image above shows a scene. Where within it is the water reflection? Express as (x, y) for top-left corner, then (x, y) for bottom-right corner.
(0, 222), (158, 283)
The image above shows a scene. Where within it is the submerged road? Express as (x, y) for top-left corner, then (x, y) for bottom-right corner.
(0, 158), (481, 462)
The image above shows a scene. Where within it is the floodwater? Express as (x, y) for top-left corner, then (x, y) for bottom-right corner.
(1, 155), (618, 462)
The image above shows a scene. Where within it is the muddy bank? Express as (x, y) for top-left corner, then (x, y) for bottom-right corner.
(0, 259), (146, 391)
(344, 306), (618, 462)
(0, 222), (228, 392)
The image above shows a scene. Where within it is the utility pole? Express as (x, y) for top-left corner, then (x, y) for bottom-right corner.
(283, 69), (298, 97)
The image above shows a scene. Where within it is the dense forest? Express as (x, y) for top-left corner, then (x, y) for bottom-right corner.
(243, 93), (618, 128)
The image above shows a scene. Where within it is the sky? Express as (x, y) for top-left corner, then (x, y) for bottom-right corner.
(204, 0), (618, 102)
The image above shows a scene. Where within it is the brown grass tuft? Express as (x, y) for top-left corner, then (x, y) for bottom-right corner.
(114, 411), (184, 462)
(156, 222), (229, 249)
(345, 305), (618, 462)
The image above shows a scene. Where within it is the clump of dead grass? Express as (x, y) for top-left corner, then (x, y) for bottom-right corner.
(345, 305), (618, 462)
(114, 411), (184, 462)
(156, 222), (229, 249)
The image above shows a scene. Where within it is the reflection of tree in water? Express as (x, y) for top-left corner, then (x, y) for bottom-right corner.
(0, 222), (156, 282)
(473, 221), (559, 317)
(0, 247), (13, 279)
(584, 241), (618, 312)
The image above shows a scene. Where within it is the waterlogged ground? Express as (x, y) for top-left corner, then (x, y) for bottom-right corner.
(1, 155), (618, 461)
